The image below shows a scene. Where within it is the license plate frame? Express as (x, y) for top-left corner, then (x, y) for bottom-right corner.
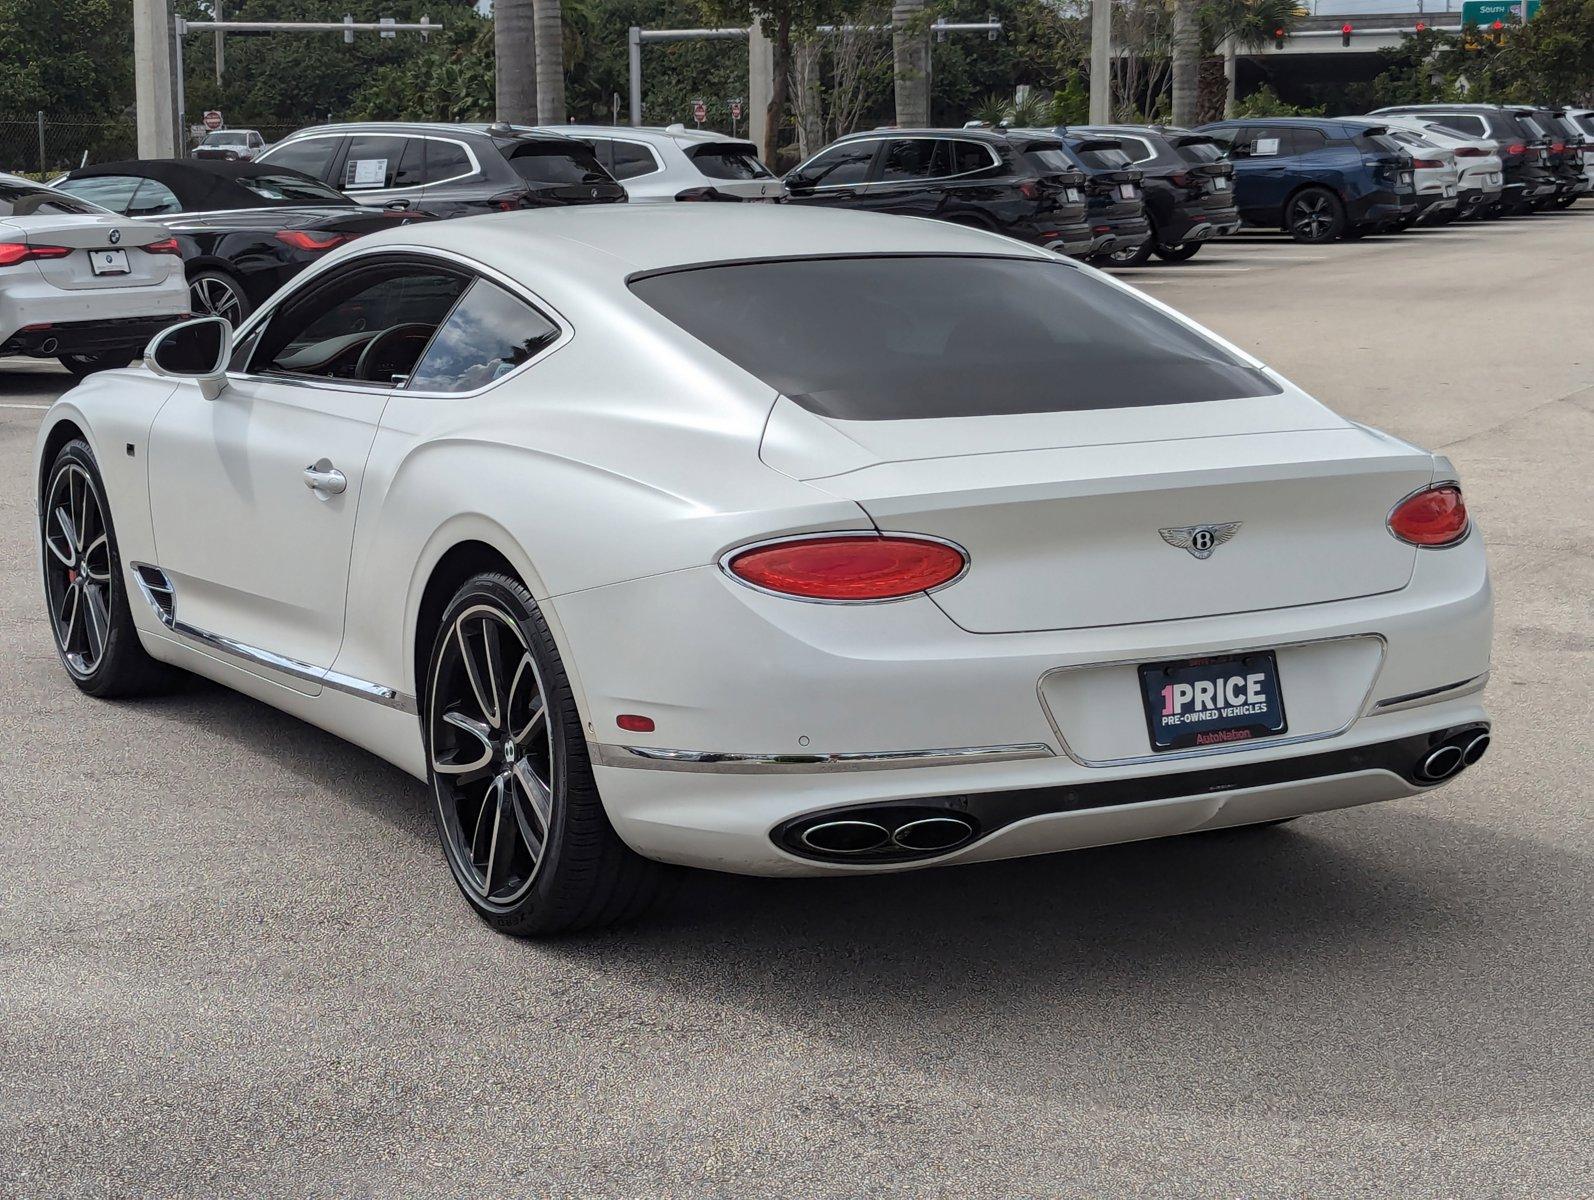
(1138, 651), (1288, 753)
(1118, 183), (1137, 200)
(90, 249), (130, 276)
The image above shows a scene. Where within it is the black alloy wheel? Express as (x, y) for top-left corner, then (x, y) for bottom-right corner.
(41, 440), (174, 696)
(1285, 188), (1345, 243)
(188, 269), (250, 327)
(1153, 241), (1203, 263)
(1102, 224), (1155, 268)
(425, 572), (672, 935)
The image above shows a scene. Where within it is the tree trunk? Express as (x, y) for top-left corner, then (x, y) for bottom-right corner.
(892, 0), (930, 129)
(533, 0), (564, 124)
(763, 11), (791, 168)
(793, 38), (823, 158)
(1224, 40), (1238, 118)
(1171, 0), (1199, 127)
(494, 0), (537, 124)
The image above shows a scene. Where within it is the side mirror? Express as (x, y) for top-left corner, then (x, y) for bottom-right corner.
(146, 316), (233, 401)
(785, 171), (814, 191)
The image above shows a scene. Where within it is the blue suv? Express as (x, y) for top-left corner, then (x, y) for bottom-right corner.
(1194, 118), (1418, 243)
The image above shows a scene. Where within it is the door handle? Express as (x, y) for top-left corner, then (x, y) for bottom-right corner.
(302, 458), (347, 495)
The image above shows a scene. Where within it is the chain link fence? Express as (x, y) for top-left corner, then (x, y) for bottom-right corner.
(2, 115), (317, 178)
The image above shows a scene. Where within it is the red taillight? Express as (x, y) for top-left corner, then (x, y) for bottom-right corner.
(1389, 484), (1469, 547)
(274, 229), (350, 252)
(1454, 147), (1484, 158)
(142, 237), (181, 255)
(616, 714), (655, 733)
(726, 535), (967, 602)
(1410, 158), (1442, 169)
(1169, 170), (1190, 187)
(0, 241), (70, 266)
(1506, 142), (1526, 156)
(1551, 141), (1565, 154)
(1017, 179), (1039, 200)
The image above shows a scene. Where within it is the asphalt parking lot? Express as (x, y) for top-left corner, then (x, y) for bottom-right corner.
(2, 212), (1590, 1198)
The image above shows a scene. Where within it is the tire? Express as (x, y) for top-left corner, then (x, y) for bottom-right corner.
(1284, 187), (1345, 243)
(1153, 241), (1202, 263)
(187, 268), (251, 327)
(1552, 193), (1578, 210)
(424, 572), (673, 935)
(57, 350), (136, 377)
(1096, 217), (1155, 268)
(41, 440), (177, 698)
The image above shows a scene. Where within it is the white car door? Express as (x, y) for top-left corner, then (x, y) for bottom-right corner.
(145, 255), (472, 688)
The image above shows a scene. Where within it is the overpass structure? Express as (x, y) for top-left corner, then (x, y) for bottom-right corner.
(1255, 0), (1531, 55)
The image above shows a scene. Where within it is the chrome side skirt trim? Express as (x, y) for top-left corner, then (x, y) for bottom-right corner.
(590, 742), (1054, 774)
(129, 562), (417, 714)
(1372, 672), (1489, 714)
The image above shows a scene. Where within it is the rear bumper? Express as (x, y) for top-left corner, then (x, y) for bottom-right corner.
(1163, 201), (1240, 245)
(1086, 215), (1151, 255)
(1348, 189), (1418, 227)
(1035, 224), (1095, 258)
(1412, 192), (1459, 223)
(0, 269), (188, 348)
(0, 314), (184, 358)
(555, 532), (1493, 875)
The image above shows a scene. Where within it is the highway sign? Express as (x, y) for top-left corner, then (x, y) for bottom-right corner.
(1460, 0), (1538, 23)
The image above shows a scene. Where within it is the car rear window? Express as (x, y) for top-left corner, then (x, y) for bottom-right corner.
(1021, 146), (1076, 174)
(505, 142), (612, 185)
(1174, 138), (1225, 164)
(688, 144), (773, 180)
(0, 181), (102, 217)
(630, 255), (1277, 421)
(1074, 145), (1133, 170)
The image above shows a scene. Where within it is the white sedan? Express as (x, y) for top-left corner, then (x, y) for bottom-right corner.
(1, 172), (189, 374)
(33, 206), (1492, 934)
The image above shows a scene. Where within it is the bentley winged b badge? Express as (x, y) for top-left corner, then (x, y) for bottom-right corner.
(1159, 521), (1243, 560)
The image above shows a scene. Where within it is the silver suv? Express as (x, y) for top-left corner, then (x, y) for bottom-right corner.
(539, 124), (784, 203)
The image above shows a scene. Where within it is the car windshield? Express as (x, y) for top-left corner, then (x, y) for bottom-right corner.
(505, 143), (612, 186)
(206, 133), (248, 145)
(630, 255), (1277, 421)
(234, 173), (353, 205)
(0, 181), (103, 216)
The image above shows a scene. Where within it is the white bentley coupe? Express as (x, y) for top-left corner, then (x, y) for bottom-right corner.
(34, 206), (1492, 934)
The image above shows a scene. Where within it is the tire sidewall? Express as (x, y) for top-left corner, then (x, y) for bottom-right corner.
(1286, 188), (1344, 243)
(43, 441), (127, 691)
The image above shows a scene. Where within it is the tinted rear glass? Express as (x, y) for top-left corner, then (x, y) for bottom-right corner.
(506, 143), (612, 185)
(689, 145), (773, 180)
(1022, 147), (1076, 174)
(1075, 145), (1133, 169)
(0, 181), (102, 216)
(630, 255), (1277, 421)
(1174, 139), (1225, 164)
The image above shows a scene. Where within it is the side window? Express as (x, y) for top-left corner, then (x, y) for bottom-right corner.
(249, 133), (264, 149)
(878, 139), (938, 182)
(422, 139), (473, 184)
(407, 278), (561, 393)
(263, 137), (340, 182)
(608, 140), (660, 180)
(343, 135), (408, 189)
(1117, 137), (1155, 164)
(391, 139), (427, 189)
(800, 142), (877, 186)
(249, 263), (470, 383)
(1284, 128), (1327, 155)
(950, 140), (995, 176)
(56, 175), (142, 213)
(1248, 129), (1285, 157)
(127, 179), (183, 217)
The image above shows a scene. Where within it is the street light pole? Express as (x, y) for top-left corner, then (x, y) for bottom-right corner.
(1089, 0), (1112, 123)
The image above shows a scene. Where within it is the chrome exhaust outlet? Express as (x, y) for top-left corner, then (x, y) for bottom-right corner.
(1417, 743), (1464, 782)
(1461, 732), (1490, 767)
(798, 819), (891, 856)
(891, 815), (975, 853)
(39, 337), (58, 354)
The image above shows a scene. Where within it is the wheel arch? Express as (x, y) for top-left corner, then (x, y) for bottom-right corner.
(37, 416), (89, 508)
(410, 538), (520, 717)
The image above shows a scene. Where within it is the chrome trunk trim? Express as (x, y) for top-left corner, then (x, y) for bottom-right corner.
(590, 742), (1055, 774)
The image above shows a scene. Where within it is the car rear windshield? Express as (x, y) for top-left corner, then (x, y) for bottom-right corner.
(1021, 146), (1076, 174)
(0, 181), (101, 217)
(1073, 145), (1133, 170)
(1357, 132), (1407, 153)
(235, 173), (353, 204)
(629, 255), (1277, 421)
(688, 145), (773, 180)
(1173, 138), (1225, 164)
(505, 142), (612, 185)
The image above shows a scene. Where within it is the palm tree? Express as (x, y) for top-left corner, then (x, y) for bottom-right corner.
(1171, 0), (1200, 127)
(533, 0), (565, 124)
(891, 0), (930, 128)
(495, 0), (538, 124)
(1204, 0), (1301, 117)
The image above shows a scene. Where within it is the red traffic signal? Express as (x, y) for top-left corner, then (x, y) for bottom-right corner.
(1274, 26), (1286, 48)
(1341, 22), (1353, 46)
(1415, 20), (1426, 31)
(1491, 18), (1503, 27)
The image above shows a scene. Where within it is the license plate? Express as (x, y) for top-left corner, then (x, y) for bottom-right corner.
(90, 249), (129, 276)
(1443, 184), (1456, 197)
(1118, 183), (1137, 200)
(1213, 177), (1229, 191)
(1139, 652), (1287, 753)
(1066, 187), (1082, 202)
(1489, 173), (1501, 185)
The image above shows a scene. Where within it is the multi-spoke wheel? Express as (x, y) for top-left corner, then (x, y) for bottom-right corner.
(1285, 187), (1345, 244)
(40, 440), (174, 697)
(424, 572), (671, 935)
(188, 269), (250, 327)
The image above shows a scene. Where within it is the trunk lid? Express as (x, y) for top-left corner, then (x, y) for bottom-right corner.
(8, 211), (174, 291)
(765, 398), (1431, 633)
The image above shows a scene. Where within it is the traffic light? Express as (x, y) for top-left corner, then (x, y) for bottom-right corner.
(1274, 27), (1286, 49)
(1414, 20), (1427, 32)
(1491, 17), (1506, 43)
(1341, 22), (1353, 47)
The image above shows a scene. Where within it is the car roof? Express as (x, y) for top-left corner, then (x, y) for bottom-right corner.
(62, 158), (350, 210)
(537, 124), (761, 152)
(836, 126), (1011, 144)
(277, 121), (586, 146)
(347, 205), (1051, 285)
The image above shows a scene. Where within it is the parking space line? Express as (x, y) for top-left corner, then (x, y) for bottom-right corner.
(0, 402), (51, 410)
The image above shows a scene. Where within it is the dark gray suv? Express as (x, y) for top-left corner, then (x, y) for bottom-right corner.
(259, 122), (627, 219)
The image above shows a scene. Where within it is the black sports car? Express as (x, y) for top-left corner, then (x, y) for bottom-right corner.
(53, 159), (433, 325)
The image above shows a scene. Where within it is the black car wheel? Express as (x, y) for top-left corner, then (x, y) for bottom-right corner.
(1153, 242), (1203, 263)
(1101, 226), (1155, 268)
(1285, 188), (1345, 243)
(41, 440), (175, 697)
(57, 350), (136, 377)
(1551, 193), (1578, 209)
(188, 269), (250, 327)
(425, 572), (673, 936)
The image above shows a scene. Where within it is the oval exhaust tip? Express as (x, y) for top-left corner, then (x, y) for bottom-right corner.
(891, 816), (975, 852)
(799, 819), (891, 855)
(1462, 732), (1490, 767)
(1418, 744), (1464, 782)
